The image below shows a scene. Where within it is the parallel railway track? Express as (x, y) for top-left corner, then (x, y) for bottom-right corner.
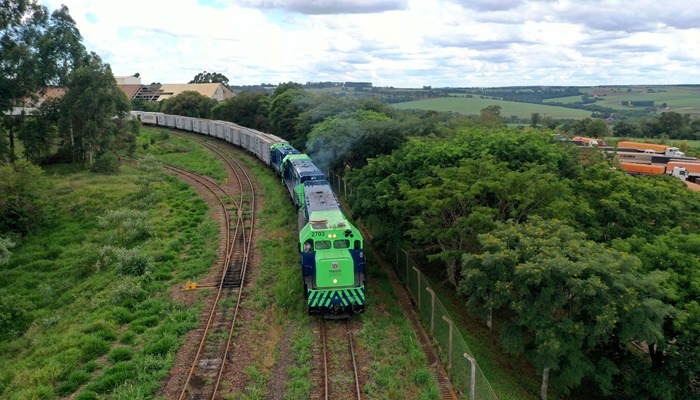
(165, 136), (256, 399)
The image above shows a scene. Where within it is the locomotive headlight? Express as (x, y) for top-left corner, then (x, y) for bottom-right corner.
(333, 279), (338, 284)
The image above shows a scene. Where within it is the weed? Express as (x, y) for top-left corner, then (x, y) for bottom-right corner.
(108, 347), (134, 363)
(119, 331), (137, 345)
(142, 334), (178, 356)
(79, 334), (111, 362)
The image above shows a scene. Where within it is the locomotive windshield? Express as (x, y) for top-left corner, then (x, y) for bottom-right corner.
(333, 240), (350, 249)
(315, 240), (331, 250)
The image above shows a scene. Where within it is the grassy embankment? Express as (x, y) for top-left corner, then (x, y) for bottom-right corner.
(0, 130), (223, 399)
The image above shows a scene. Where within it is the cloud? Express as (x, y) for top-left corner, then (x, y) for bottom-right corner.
(37, 0), (700, 87)
(240, 0), (408, 14)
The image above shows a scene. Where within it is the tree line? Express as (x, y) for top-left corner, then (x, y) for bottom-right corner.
(1, 0), (138, 236)
(613, 111), (700, 140)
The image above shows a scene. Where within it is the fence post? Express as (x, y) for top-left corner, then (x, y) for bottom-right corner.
(402, 249), (409, 284)
(464, 353), (476, 400)
(442, 316), (454, 369)
(344, 179), (347, 197)
(412, 267), (421, 309)
(426, 287), (436, 336)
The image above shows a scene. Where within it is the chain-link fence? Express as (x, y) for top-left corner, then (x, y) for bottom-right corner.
(327, 171), (500, 400)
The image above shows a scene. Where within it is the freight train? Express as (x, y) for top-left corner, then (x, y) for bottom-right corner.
(133, 111), (366, 318)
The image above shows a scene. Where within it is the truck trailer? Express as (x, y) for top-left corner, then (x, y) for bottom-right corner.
(616, 141), (685, 157)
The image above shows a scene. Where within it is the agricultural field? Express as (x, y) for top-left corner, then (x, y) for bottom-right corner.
(393, 96), (593, 119)
(545, 85), (700, 116)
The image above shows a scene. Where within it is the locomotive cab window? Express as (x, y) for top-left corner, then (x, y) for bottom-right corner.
(315, 240), (331, 250)
(354, 240), (361, 250)
(333, 239), (350, 249)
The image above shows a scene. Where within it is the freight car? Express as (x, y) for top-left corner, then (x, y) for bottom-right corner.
(133, 111), (366, 318)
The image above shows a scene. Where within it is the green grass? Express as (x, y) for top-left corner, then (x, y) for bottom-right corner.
(394, 97), (593, 119)
(137, 126), (228, 182)
(0, 151), (218, 397)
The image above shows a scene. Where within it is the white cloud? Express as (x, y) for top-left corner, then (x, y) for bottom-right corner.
(40, 0), (700, 87)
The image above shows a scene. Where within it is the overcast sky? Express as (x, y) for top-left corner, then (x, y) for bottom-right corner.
(41, 0), (700, 88)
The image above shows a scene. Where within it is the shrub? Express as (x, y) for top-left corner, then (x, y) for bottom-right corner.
(111, 307), (133, 325)
(87, 362), (135, 393)
(74, 390), (98, 400)
(99, 246), (154, 276)
(81, 322), (118, 341)
(119, 331), (136, 345)
(97, 209), (154, 244)
(91, 152), (121, 174)
(0, 237), (15, 266)
(80, 335), (111, 362)
(108, 347), (134, 363)
(110, 279), (146, 307)
(57, 369), (91, 395)
(132, 315), (159, 328)
(143, 334), (178, 356)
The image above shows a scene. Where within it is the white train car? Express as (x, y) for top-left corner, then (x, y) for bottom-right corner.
(156, 114), (166, 126)
(140, 112), (158, 125)
(221, 122), (237, 146)
(240, 127), (254, 152)
(182, 117), (193, 131)
(166, 115), (176, 128)
(197, 119), (209, 136)
(216, 121), (226, 140)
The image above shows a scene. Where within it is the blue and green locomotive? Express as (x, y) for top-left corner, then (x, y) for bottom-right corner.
(272, 144), (366, 318)
(135, 113), (366, 318)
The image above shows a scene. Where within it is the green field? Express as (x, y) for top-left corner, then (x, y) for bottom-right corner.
(545, 85), (700, 115)
(393, 97), (593, 119)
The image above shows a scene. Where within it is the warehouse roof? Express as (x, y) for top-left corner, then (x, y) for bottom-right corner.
(158, 83), (234, 102)
(118, 84), (142, 100)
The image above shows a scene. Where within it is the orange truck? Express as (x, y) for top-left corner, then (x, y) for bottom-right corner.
(620, 161), (700, 182)
(617, 141), (685, 157)
(572, 137), (607, 147)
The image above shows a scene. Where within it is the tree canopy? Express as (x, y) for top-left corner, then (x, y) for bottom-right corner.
(1, 1), (86, 161)
(161, 90), (216, 119)
(188, 70), (229, 86)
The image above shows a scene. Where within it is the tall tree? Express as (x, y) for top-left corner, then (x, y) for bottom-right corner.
(211, 91), (270, 131)
(585, 119), (608, 138)
(268, 88), (313, 149)
(1, 0), (48, 160)
(1, 1), (85, 161)
(189, 70), (229, 86)
(58, 53), (134, 170)
(460, 217), (671, 397)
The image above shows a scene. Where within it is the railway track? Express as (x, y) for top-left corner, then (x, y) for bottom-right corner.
(165, 139), (256, 399)
(320, 318), (362, 400)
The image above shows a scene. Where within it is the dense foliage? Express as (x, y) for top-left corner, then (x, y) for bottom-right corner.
(344, 123), (700, 398)
(1, 1), (88, 161)
(613, 111), (700, 140)
(160, 90), (216, 119)
(1, 1), (139, 231)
